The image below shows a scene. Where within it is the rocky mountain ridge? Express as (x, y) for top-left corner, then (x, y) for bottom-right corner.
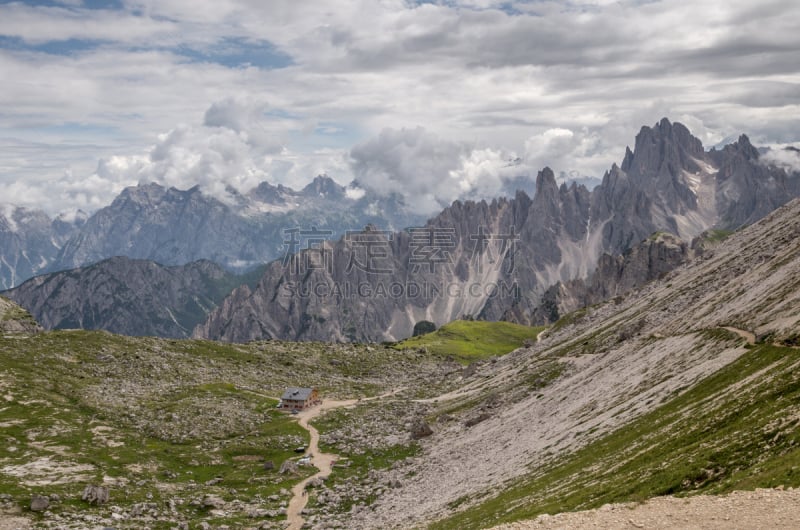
(4, 120), (797, 342)
(0, 175), (425, 289)
(0, 296), (42, 335)
(197, 119), (800, 343)
(2, 256), (262, 338)
(0, 199), (799, 529)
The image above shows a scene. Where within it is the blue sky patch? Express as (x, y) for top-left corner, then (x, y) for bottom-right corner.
(0, 35), (106, 56)
(176, 37), (293, 70)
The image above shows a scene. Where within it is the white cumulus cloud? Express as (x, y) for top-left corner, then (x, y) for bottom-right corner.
(762, 146), (800, 174)
(1, 0), (799, 214)
(349, 127), (527, 214)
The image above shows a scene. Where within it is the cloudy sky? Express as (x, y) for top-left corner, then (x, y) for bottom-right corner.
(1, 0), (799, 215)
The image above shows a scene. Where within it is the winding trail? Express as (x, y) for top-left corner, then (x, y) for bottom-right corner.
(537, 327), (547, 343)
(285, 389), (405, 530)
(721, 326), (800, 349)
(285, 330), (550, 526)
(285, 399), (356, 530)
(723, 326), (756, 345)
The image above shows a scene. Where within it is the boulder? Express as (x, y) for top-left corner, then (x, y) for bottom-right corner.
(30, 494), (49, 512)
(307, 477), (325, 488)
(279, 460), (299, 475)
(465, 412), (491, 428)
(81, 485), (110, 505)
(202, 494), (226, 509)
(410, 419), (433, 440)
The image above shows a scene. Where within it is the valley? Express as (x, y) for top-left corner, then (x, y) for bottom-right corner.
(0, 322), (459, 529)
(2, 0), (799, 527)
(1, 196), (799, 529)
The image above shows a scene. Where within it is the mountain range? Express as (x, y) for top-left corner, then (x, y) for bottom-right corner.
(195, 119), (800, 343)
(0, 175), (425, 290)
(3, 257), (264, 338)
(0, 206), (86, 290)
(1, 120), (800, 530)
(4, 119), (799, 343)
(355, 193), (800, 529)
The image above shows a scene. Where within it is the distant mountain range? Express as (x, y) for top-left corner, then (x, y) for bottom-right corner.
(0, 175), (426, 290)
(4, 119), (799, 342)
(0, 206), (87, 290)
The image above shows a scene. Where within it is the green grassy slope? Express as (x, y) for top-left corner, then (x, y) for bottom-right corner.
(431, 335), (800, 529)
(393, 320), (545, 364)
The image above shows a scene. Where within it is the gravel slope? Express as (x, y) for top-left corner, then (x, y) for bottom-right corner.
(492, 488), (800, 530)
(349, 199), (800, 528)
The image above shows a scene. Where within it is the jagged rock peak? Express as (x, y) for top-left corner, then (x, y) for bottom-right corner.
(621, 146), (635, 172)
(250, 181), (292, 204)
(535, 167), (559, 195)
(625, 118), (705, 177)
(115, 182), (205, 207)
(731, 134), (760, 160)
(301, 175), (345, 198)
(646, 118), (703, 151)
(119, 181), (165, 199)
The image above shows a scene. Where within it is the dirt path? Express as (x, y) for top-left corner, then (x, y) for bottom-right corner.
(284, 389), (404, 530)
(722, 326), (756, 345)
(537, 327), (547, 342)
(285, 399), (357, 530)
(491, 487), (800, 529)
(721, 326), (800, 349)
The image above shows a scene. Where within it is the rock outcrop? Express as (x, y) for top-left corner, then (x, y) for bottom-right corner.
(531, 232), (694, 324)
(0, 296), (42, 335)
(29, 495), (49, 512)
(81, 485), (109, 506)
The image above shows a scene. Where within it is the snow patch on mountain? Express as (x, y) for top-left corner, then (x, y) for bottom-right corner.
(0, 204), (19, 233)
